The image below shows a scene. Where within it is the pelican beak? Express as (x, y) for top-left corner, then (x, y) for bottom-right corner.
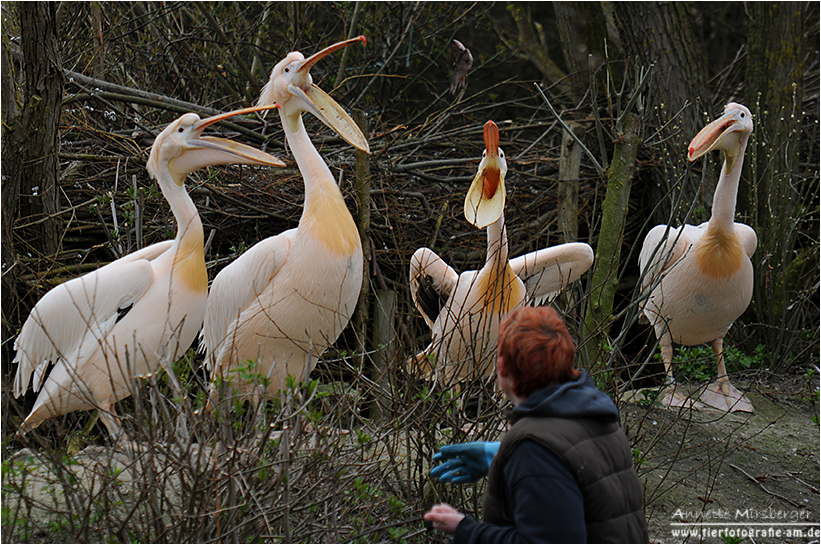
(688, 108), (744, 173)
(464, 121), (506, 228)
(171, 105), (286, 181)
(296, 35), (368, 77)
(288, 36), (370, 154)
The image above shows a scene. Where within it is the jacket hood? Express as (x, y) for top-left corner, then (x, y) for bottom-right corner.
(510, 370), (619, 423)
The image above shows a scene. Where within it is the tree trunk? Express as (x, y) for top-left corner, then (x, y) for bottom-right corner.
(507, 2), (571, 96)
(352, 109), (371, 385)
(90, 1), (105, 80)
(558, 123), (584, 242)
(553, 2), (609, 99)
(16, 2), (64, 258)
(743, 2), (807, 360)
(2, 9), (23, 371)
(612, 2), (710, 225)
(369, 288), (395, 420)
(583, 113), (642, 373)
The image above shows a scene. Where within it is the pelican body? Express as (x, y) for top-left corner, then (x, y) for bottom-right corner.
(410, 121), (594, 383)
(13, 106), (284, 439)
(639, 102), (756, 412)
(202, 37), (370, 402)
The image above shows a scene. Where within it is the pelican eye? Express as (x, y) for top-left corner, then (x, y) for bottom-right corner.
(740, 112), (745, 118)
(482, 150), (487, 158)
(284, 67), (290, 73)
(500, 150), (505, 158)
(178, 127), (185, 133)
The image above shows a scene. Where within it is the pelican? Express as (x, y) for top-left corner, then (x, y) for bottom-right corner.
(409, 121), (594, 383)
(12, 106), (285, 440)
(450, 39), (473, 95)
(201, 37), (370, 404)
(639, 102), (756, 413)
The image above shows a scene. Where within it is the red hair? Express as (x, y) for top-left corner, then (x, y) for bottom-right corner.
(497, 306), (580, 398)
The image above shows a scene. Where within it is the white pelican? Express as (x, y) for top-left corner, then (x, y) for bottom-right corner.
(12, 106), (285, 440)
(450, 39), (473, 95)
(409, 121), (594, 383)
(201, 37), (370, 404)
(639, 102), (756, 413)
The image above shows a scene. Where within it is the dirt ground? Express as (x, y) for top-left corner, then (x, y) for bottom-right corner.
(622, 364), (820, 543)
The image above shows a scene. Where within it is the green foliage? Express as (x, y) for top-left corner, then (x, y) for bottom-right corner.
(2, 454), (38, 542)
(593, 368), (615, 391)
(630, 447), (648, 467)
(655, 344), (768, 382)
(388, 526), (409, 543)
(637, 388), (661, 408)
(388, 494), (407, 515)
(355, 428), (372, 449)
(656, 346), (712, 382)
(232, 358), (270, 390)
(803, 367), (820, 426)
(724, 344), (768, 373)
(720, 532), (744, 544)
(229, 241), (249, 257)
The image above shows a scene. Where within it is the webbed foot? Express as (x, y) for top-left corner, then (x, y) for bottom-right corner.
(700, 380), (754, 413)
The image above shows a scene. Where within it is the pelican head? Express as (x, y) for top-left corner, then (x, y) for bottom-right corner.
(148, 105), (286, 185)
(688, 102), (753, 173)
(464, 120), (507, 228)
(258, 36), (370, 153)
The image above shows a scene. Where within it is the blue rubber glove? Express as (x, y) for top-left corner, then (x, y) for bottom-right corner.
(430, 441), (501, 484)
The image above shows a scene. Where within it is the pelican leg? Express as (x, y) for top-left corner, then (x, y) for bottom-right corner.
(700, 338), (754, 413)
(659, 334), (703, 410)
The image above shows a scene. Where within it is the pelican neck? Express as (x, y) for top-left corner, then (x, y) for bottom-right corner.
(279, 108), (338, 197)
(157, 171), (203, 245)
(708, 135), (749, 234)
(486, 212), (509, 267)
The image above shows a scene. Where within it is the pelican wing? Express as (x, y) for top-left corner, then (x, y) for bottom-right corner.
(12, 243), (169, 397)
(201, 231), (293, 370)
(638, 224), (690, 295)
(118, 240), (174, 264)
(509, 242), (594, 305)
(409, 247), (458, 329)
(736, 223), (757, 259)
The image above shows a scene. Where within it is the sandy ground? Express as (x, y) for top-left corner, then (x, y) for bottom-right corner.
(623, 365), (820, 543)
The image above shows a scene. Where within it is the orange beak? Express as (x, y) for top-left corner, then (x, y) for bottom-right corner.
(464, 121), (507, 228)
(688, 106), (747, 173)
(296, 35), (367, 76)
(287, 36), (370, 153)
(168, 105), (286, 180)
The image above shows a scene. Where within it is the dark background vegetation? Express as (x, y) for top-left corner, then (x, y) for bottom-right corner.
(1, 2), (818, 543)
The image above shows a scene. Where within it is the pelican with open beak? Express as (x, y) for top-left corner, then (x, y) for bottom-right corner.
(202, 37), (370, 406)
(258, 35), (369, 152)
(13, 105), (284, 441)
(410, 121), (594, 383)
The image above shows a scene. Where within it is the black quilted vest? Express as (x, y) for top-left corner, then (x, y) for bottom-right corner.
(483, 414), (649, 543)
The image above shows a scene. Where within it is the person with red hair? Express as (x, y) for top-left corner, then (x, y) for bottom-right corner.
(424, 306), (648, 543)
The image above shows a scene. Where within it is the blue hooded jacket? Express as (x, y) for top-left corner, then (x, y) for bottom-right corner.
(455, 370), (620, 544)
(510, 369), (619, 422)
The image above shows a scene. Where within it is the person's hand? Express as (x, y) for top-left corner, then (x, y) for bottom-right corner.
(424, 503), (465, 534)
(430, 441), (500, 484)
